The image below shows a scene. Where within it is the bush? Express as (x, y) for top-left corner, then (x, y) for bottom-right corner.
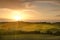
(46, 28), (60, 35)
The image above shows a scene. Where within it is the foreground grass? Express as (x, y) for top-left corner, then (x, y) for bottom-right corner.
(1, 34), (60, 40)
(0, 22), (60, 40)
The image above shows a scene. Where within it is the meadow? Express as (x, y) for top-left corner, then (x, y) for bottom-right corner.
(0, 22), (60, 40)
(1, 34), (60, 40)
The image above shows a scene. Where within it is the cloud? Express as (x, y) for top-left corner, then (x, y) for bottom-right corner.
(56, 15), (60, 17)
(0, 0), (35, 10)
(0, 0), (60, 9)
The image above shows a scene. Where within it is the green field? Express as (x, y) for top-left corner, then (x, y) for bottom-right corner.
(0, 22), (60, 40)
(0, 34), (60, 40)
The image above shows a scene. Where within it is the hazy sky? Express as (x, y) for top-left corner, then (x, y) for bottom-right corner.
(0, 0), (60, 22)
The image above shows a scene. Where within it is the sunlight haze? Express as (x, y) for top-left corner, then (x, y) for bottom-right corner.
(0, 0), (60, 22)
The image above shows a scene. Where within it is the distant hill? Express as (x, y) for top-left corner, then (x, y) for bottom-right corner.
(0, 18), (15, 22)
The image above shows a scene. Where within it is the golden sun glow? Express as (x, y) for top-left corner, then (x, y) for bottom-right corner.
(10, 9), (35, 21)
(13, 15), (21, 21)
(11, 11), (22, 21)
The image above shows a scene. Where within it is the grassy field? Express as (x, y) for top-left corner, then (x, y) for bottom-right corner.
(0, 22), (60, 40)
(0, 34), (60, 40)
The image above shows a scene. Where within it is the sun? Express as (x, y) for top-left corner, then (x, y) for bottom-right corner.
(11, 11), (22, 21)
(13, 15), (21, 21)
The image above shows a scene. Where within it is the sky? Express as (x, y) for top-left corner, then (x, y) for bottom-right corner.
(0, 0), (60, 22)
